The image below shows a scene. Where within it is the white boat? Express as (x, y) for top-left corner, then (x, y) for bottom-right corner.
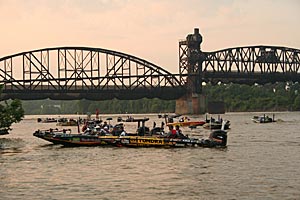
(251, 114), (275, 123)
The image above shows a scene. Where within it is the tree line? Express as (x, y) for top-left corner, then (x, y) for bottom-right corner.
(21, 98), (175, 115)
(20, 82), (300, 115)
(203, 82), (300, 112)
(1, 81), (299, 133)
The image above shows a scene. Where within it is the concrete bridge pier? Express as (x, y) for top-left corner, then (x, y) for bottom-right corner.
(175, 93), (206, 114)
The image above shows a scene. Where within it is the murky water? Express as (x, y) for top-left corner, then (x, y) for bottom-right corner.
(1, 112), (299, 200)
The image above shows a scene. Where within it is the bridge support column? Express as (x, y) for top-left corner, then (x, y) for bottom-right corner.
(175, 93), (206, 114)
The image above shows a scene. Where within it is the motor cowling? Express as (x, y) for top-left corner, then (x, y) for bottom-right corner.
(209, 130), (227, 146)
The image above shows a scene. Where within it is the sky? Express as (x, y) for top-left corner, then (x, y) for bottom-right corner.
(0, 0), (299, 73)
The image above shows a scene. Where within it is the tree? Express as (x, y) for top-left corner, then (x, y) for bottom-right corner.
(293, 95), (300, 110)
(0, 86), (24, 134)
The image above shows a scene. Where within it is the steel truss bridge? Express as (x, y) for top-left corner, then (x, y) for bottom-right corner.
(180, 45), (300, 85)
(0, 47), (184, 100)
(1, 44), (300, 100)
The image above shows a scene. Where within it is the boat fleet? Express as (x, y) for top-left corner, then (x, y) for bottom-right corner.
(32, 112), (279, 148)
(33, 114), (229, 148)
(161, 114), (231, 130)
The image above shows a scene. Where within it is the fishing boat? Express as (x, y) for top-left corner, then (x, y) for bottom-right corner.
(251, 114), (275, 123)
(202, 115), (230, 130)
(37, 118), (58, 123)
(160, 114), (205, 128)
(166, 120), (206, 127)
(56, 118), (78, 126)
(203, 120), (230, 130)
(117, 116), (150, 123)
(0, 128), (10, 135)
(33, 127), (227, 148)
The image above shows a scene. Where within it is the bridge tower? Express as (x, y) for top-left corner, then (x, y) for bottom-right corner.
(176, 28), (206, 114)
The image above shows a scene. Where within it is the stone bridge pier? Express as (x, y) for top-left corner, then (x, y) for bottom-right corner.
(176, 28), (207, 114)
(175, 93), (206, 114)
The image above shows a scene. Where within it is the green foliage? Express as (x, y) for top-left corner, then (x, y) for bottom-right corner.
(0, 85), (24, 130)
(0, 99), (24, 130)
(19, 82), (300, 114)
(292, 95), (300, 110)
(21, 98), (175, 115)
(203, 82), (300, 112)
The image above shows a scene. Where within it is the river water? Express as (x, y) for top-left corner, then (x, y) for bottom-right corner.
(0, 112), (299, 200)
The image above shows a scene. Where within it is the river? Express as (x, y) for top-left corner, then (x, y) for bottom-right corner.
(1, 112), (299, 200)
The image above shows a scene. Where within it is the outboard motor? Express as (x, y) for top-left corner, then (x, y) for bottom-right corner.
(117, 117), (123, 122)
(137, 126), (150, 136)
(200, 130), (227, 148)
(209, 130), (227, 147)
(168, 117), (173, 123)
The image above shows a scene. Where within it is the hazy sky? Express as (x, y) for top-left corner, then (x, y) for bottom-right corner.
(0, 0), (299, 73)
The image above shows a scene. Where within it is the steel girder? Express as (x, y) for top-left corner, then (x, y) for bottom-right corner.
(179, 44), (300, 88)
(203, 46), (300, 84)
(1, 45), (300, 100)
(0, 47), (185, 100)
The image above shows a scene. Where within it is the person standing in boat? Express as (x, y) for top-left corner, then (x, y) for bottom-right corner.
(93, 125), (101, 135)
(84, 128), (92, 135)
(99, 126), (110, 136)
(102, 121), (108, 129)
(165, 125), (178, 138)
(175, 125), (187, 139)
(175, 125), (182, 134)
(175, 125), (183, 138)
(119, 126), (127, 136)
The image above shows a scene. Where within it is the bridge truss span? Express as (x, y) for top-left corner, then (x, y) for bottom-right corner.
(0, 47), (185, 100)
(202, 45), (300, 84)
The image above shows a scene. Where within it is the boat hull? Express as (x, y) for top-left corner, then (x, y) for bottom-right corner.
(166, 121), (205, 127)
(115, 136), (225, 148)
(0, 128), (10, 135)
(33, 129), (227, 148)
(203, 122), (230, 130)
(33, 130), (118, 147)
(251, 116), (275, 123)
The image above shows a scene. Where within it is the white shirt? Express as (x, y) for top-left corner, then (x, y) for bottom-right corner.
(120, 131), (127, 136)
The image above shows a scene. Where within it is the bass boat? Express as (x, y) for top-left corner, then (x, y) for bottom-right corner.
(166, 121), (206, 127)
(203, 120), (230, 130)
(33, 129), (227, 148)
(251, 114), (275, 123)
(162, 115), (205, 128)
(0, 128), (10, 135)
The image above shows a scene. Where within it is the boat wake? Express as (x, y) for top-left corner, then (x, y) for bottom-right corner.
(0, 138), (25, 154)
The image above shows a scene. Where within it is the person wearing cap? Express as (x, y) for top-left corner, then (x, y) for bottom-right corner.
(93, 125), (101, 135)
(119, 126), (127, 137)
(175, 125), (187, 139)
(84, 127), (92, 135)
(165, 125), (178, 138)
(102, 121), (108, 128)
(175, 125), (182, 135)
(100, 126), (110, 136)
